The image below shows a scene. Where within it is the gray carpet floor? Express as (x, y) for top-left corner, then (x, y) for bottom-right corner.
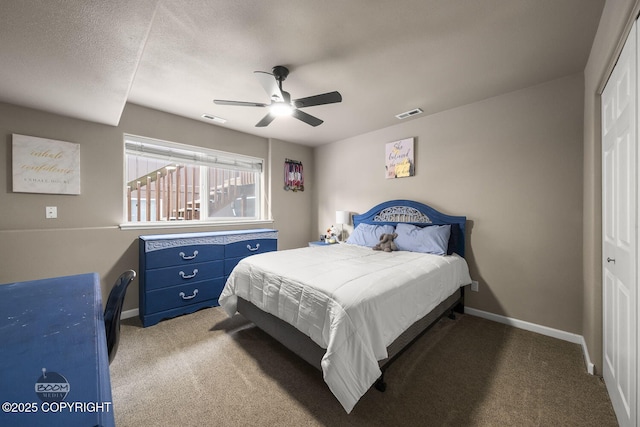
(110, 307), (618, 426)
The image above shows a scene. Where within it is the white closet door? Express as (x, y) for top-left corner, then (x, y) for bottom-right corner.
(602, 20), (637, 427)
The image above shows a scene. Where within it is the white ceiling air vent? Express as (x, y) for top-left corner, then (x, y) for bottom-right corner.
(395, 108), (424, 120)
(201, 114), (227, 124)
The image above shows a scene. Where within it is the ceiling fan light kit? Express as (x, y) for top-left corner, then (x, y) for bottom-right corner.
(213, 65), (342, 127)
(270, 102), (293, 116)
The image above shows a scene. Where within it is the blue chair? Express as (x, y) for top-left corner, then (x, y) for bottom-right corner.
(104, 270), (136, 364)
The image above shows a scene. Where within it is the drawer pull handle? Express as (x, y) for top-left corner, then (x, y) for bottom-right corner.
(247, 243), (261, 252)
(607, 257), (616, 264)
(179, 250), (199, 260)
(179, 289), (199, 300)
(179, 269), (199, 279)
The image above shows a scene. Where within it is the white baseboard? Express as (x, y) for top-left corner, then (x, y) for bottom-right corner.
(464, 307), (595, 375)
(121, 308), (139, 320)
(118, 305), (596, 374)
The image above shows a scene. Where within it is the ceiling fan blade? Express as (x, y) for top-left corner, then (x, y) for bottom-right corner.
(293, 91), (342, 108)
(255, 113), (276, 127)
(254, 71), (284, 102)
(214, 99), (268, 107)
(292, 109), (323, 127)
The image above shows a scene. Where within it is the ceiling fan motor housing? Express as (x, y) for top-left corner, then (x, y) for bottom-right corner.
(272, 65), (289, 82)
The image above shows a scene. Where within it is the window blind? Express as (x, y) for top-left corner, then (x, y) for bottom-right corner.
(124, 134), (263, 172)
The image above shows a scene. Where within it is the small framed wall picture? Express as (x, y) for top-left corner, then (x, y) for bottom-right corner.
(385, 137), (414, 179)
(12, 134), (81, 195)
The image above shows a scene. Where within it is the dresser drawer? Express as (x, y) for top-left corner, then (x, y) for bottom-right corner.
(225, 238), (277, 258)
(224, 257), (243, 276)
(145, 260), (223, 291)
(144, 244), (224, 269)
(144, 278), (225, 314)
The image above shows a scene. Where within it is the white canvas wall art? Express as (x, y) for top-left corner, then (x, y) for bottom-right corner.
(12, 134), (81, 195)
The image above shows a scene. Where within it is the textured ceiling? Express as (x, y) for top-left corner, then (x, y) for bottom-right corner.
(0, 1), (605, 146)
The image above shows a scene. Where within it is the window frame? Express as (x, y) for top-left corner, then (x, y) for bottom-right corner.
(120, 134), (270, 230)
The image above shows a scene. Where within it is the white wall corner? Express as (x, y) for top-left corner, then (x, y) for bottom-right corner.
(464, 307), (594, 375)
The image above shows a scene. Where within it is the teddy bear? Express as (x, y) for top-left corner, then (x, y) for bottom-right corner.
(373, 233), (398, 252)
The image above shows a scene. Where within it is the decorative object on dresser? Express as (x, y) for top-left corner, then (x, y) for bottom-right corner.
(138, 229), (277, 327)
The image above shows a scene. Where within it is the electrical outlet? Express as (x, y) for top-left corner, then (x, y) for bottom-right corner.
(471, 280), (479, 292)
(45, 206), (57, 219)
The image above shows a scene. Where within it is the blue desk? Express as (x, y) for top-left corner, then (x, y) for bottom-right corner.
(0, 273), (115, 427)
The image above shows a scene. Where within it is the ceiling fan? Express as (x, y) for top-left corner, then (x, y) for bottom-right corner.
(214, 65), (342, 127)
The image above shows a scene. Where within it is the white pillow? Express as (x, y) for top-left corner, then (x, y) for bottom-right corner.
(394, 223), (451, 255)
(346, 223), (396, 247)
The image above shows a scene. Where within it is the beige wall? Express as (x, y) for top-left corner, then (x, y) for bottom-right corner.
(582, 0), (638, 374)
(315, 74), (585, 334)
(0, 102), (313, 312)
(268, 138), (315, 249)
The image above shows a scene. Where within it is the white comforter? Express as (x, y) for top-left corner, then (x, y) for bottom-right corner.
(219, 244), (471, 413)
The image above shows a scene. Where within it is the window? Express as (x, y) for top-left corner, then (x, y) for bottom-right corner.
(124, 135), (263, 225)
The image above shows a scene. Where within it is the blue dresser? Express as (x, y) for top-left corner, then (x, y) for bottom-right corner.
(139, 229), (277, 327)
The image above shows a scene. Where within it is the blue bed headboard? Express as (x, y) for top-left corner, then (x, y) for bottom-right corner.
(352, 199), (466, 257)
